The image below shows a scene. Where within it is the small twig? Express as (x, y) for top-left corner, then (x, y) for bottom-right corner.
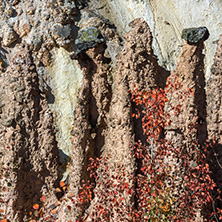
(150, 138), (154, 164)
(214, 151), (222, 170)
(211, 199), (219, 222)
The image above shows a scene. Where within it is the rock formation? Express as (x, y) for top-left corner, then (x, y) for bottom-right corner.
(0, 0), (222, 221)
(166, 27), (207, 145)
(0, 44), (59, 221)
(207, 34), (222, 144)
(84, 18), (161, 221)
(207, 34), (222, 198)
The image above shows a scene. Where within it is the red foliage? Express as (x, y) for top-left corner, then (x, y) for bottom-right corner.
(26, 78), (221, 221)
(129, 84), (221, 221)
(75, 83), (221, 221)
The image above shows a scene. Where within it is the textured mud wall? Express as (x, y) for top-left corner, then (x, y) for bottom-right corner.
(166, 38), (207, 145)
(0, 44), (59, 220)
(207, 34), (222, 193)
(0, 0), (222, 221)
(207, 34), (222, 144)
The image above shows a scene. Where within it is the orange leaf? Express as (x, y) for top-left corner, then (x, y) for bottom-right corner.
(40, 195), (45, 202)
(52, 209), (57, 215)
(135, 213), (140, 217)
(60, 181), (65, 187)
(33, 203), (39, 210)
(0, 209), (4, 213)
(55, 188), (62, 192)
(62, 186), (66, 191)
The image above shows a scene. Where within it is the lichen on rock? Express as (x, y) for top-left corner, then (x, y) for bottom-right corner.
(70, 27), (105, 59)
(182, 27), (209, 44)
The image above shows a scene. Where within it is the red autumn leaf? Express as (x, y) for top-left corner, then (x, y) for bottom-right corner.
(62, 186), (67, 191)
(40, 195), (45, 202)
(135, 213), (140, 217)
(55, 188), (62, 192)
(52, 209), (57, 215)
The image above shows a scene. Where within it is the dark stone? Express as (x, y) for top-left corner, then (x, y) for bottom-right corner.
(182, 27), (209, 44)
(70, 27), (105, 59)
(74, 0), (89, 9)
(0, 47), (8, 69)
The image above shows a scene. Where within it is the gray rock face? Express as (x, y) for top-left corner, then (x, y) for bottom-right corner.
(52, 23), (72, 47)
(0, 0), (81, 62)
(182, 27), (209, 44)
